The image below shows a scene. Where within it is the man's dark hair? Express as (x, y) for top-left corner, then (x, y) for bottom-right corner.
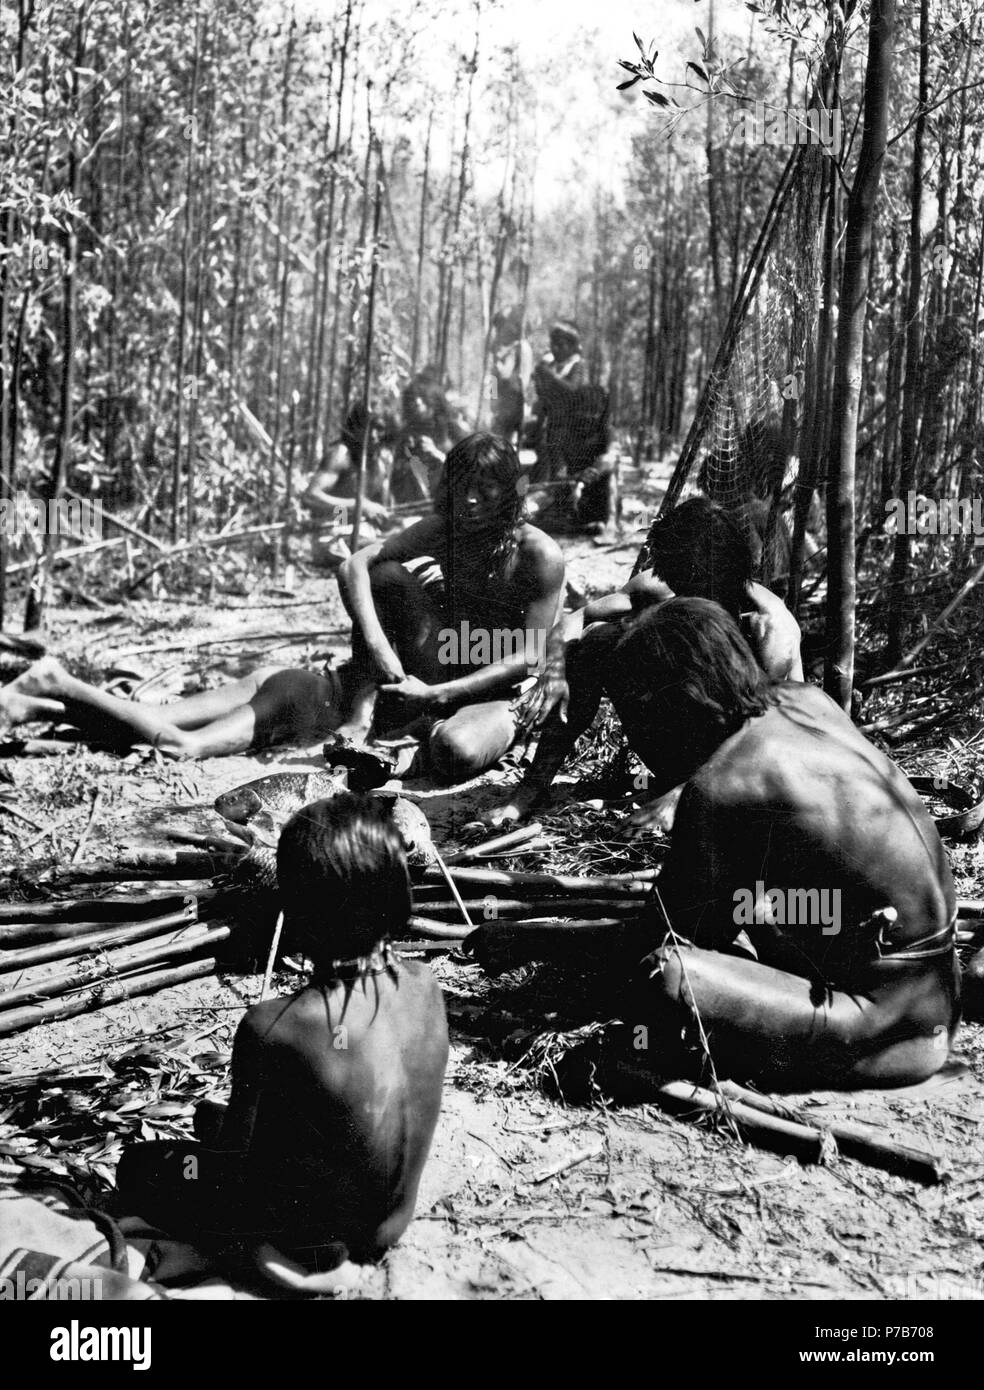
(341, 403), (383, 460)
(433, 432), (524, 524)
(615, 597), (774, 751)
(644, 496), (753, 619)
(431, 434), (528, 612)
(276, 793), (411, 964)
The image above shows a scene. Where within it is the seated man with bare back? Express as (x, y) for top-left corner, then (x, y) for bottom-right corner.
(117, 793), (449, 1290)
(329, 432), (565, 784)
(484, 496), (802, 827)
(472, 598), (960, 1091)
(0, 656), (356, 759)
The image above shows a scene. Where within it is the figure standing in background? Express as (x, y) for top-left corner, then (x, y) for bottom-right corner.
(529, 320), (586, 484)
(489, 306), (533, 444)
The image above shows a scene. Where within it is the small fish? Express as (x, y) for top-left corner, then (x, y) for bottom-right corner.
(214, 771), (347, 825)
(383, 794), (436, 865)
(214, 772), (435, 865)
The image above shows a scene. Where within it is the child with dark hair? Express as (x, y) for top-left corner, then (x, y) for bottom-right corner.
(483, 496), (801, 828)
(116, 793), (448, 1293)
(331, 432), (565, 784)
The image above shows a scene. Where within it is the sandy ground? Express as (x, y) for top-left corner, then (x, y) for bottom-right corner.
(2, 489), (984, 1301)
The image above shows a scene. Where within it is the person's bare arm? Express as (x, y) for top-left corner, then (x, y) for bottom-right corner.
(481, 620), (616, 827)
(337, 518), (445, 684)
(741, 581), (804, 681)
(305, 474), (388, 525)
(382, 532), (566, 711)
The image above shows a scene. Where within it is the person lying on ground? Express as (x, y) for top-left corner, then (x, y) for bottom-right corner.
(116, 793), (449, 1291)
(330, 432), (566, 785)
(470, 598), (960, 1092)
(483, 496), (802, 827)
(0, 656), (360, 759)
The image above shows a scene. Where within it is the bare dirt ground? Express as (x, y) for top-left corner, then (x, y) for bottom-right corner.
(2, 481), (984, 1301)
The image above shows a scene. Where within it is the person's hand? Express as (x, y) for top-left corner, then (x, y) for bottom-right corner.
(378, 674), (439, 709)
(516, 664), (569, 734)
(478, 789), (538, 830)
(417, 435), (445, 465)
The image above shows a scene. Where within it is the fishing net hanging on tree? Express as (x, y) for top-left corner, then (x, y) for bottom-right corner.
(635, 142), (826, 591)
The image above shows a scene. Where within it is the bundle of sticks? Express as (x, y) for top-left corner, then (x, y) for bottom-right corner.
(0, 823), (661, 1036)
(5, 814), (983, 1040)
(0, 891), (224, 1038)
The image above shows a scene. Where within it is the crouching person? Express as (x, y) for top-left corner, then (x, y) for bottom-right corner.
(116, 794), (449, 1293)
(471, 599), (960, 1092)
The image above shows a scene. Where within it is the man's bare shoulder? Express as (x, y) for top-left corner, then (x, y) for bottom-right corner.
(692, 683), (867, 810)
(514, 523), (565, 578)
(690, 694), (816, 808)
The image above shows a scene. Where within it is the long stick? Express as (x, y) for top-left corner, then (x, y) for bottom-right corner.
(642, 1077), (827, 1163)
(0, 906), (198, 974)
(407, 916), (473, 942)
(0, 890), (214, 925)
(716, 1079), (946, 1184)
(106, 625), (344, 660)
(414, 865), (659, 894)
(429, 845), (474, 929)
(0, 958), (218, 1039)
(63, 488), (164, 551)
(894, 554), (984, 671)
(443, 823), (544, 865)
(0, 924), (229, 1012)
(261, 911), (285, 1001)
(34, 848), (234, 884)
(404, 897), (642, 921)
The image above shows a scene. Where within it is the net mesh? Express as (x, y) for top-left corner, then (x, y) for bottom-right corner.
(646, 144), (826, 590)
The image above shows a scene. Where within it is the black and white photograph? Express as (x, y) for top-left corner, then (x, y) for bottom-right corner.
(0, 0), (981, 1334)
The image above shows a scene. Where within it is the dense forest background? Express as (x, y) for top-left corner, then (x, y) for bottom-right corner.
(2, 0), (983, 693)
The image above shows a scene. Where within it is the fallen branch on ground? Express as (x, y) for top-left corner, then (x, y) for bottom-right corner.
(0, 905), (199, 973)
(0, 924), (229, 1012)
(443, 824), (545, 864)
(0, 957), (219, 1038)
(0, 890), (215, 924)
(106, 627), (346, 660)
(404, 897), (643, 921)
(716, 1079), (947, 1184)
(124, 522), (318, 595)
(25, 848), (236, 884)
(413, 865), (660, 893)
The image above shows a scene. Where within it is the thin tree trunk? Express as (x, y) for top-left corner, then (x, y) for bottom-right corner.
(302, 35), (336, 464)
(789, 8), (842, 609)
(824, 0), (895, 707)
(170, 12), (202, 543)
(267, 7), (297, 519)
(350, 136), (383, 553)
(438, 7), (479, 381)
(325, 5), (362, 437)
(886, 0), (929, 663)
(312, 0), (352, 462)
(411, 106), (434, 376)
(25, 7), (86, 631)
